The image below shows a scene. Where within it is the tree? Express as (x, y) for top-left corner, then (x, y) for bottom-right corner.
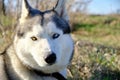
(67, 0), (92, 13)
(0, 0), (5, 15)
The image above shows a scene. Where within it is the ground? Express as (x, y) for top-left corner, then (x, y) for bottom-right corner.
(67, 14), (120, 80)
(0, 14), (120, 80)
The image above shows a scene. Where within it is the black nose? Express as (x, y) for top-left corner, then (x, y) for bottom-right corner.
(45, 53), (56, 65)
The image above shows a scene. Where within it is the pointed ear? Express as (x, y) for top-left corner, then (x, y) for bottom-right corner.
(54, 0), (69, 22)
(19, 0), (31, 24)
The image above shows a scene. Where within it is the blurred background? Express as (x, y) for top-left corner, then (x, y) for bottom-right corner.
(0, 0), (120, 80)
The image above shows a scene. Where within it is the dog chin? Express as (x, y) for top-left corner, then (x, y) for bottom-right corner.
(36, 63), (63, 72)
(38, 61), (57, 68)
(38, 63), (51, 67)
(39, 66), (63, 74)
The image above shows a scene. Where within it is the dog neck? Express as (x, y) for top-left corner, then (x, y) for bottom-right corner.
(33, 69), (67, 80)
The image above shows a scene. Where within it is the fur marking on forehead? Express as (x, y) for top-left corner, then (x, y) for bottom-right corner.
(40, 12), (70, 34)
(52, 15), (70, 34)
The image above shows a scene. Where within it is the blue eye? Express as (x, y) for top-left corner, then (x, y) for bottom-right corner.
(52, 33), (60, 39)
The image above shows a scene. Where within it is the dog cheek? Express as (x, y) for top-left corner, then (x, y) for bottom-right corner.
(16, 38), (32, 54)
(59, 35), (74, 65)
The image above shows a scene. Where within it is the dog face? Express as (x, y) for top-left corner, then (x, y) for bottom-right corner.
(14, 0), (74, 73)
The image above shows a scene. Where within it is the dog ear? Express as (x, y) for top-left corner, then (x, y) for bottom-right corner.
(54, 0), (69, 22)
(19, 0), (32, 24)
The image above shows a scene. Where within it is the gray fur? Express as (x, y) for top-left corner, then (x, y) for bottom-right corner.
(0, 0), (74, 80)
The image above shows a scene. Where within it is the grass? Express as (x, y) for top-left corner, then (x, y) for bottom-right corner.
(68, 14), (120, 80)
(68, 40), (120, 80)
(71, 14), (120, 47)
(0, 14), (14, 52)
(0, 14), (120, 80)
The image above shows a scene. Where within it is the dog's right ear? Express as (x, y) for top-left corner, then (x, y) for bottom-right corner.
(19, 0), (32, 24)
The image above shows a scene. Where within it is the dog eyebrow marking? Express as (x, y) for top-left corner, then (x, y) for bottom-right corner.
(52, 15), (70, 34)
(32, 11), (70, 34)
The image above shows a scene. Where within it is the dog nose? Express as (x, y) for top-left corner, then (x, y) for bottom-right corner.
(45, 53), (56, 65)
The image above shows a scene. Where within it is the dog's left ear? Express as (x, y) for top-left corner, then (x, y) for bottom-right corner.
(19, 0), (32, 24)
(54, 0), (69, 22)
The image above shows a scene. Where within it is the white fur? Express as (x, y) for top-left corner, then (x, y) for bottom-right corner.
(19, 0), (29, 24)
(14, 21), (74, 75)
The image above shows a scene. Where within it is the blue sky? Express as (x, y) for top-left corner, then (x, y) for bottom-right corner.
(88, 0), (120, 14)
(4, 0), (120, 14)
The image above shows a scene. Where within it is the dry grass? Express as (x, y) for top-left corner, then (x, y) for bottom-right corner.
(67, 14), (120, 80)
(0, 15), (14, 52)
(67, 40), (120, 80)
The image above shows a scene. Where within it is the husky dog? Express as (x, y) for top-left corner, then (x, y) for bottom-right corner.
(0, 0), (74, 80)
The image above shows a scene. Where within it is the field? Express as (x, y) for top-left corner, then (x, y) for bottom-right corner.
(68, 14), (120, 80)
(0, 14), (120, 80)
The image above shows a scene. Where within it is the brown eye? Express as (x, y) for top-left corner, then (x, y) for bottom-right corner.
(31, 36), (38, 41)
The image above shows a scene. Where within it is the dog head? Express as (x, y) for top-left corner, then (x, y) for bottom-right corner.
(14, 0), (74, 73)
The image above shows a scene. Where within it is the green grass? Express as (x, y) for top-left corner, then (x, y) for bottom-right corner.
(0, 15), (14, 27)
(68, 14), (120, 80)
(0, 14), (14, 52)
(71, 14), (120, 47)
